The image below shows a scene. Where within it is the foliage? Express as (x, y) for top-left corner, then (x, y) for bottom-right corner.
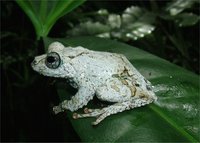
(162, 0), (199, 26)
(67, 6), (155, 41)
(165, 0), (198, 16)
(65, 0), (199, 74)
(1, 0), (199, 142)
(66, 0), (199, 40)
(16, 0), (86, 39)
(44, 36), (199, 142)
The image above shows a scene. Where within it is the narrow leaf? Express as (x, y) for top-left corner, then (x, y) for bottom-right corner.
(16, 0), (86, 39)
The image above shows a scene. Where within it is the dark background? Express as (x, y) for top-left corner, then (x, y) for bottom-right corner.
(1, 1), (199, 142)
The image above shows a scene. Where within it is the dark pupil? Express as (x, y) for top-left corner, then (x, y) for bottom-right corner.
(47, 56), (56, 63)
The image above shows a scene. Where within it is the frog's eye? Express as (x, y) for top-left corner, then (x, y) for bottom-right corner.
(45, 52), (61, 69)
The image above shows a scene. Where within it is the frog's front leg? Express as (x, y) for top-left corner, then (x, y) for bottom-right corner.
(53, 87), (95, 114)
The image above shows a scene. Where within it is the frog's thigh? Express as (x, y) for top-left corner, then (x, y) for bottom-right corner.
(96, 84), (131, 102)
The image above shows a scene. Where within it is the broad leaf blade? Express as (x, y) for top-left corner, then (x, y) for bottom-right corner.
(175, 13), (200, 27)
(16, 0), (86, 39)
(120, 6), (155, 40)
(44, 37), (199, 142)
(66, 6), (155, 41)
(165, 0), (197, 16)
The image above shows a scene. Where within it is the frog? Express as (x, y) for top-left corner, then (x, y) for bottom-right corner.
(31, 42), (157, 125)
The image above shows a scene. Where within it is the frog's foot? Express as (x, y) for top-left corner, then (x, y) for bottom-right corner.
(53, 105), (64, 114)
(73, 98), (152, 125)
(73, 108), (103, 119)
(73, 107), (117, 125)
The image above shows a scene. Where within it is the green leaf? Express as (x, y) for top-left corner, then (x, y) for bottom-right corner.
(175, 13), (200, 27)
(16, 0), (86, 39)
(44, 36), (199, 142)
(120, 6), (155, 40)
(165, 0), (198, 16)
(67, 6), (155, 41)
(67, 21), (111, 37)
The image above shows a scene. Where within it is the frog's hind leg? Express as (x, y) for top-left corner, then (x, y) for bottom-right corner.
(74, 97), (154, 125)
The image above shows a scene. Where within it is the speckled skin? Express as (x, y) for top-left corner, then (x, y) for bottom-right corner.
(31, 42), (157, 125)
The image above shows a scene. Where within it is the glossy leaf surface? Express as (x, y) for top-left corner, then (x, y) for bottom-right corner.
(175, 13), (200, 27)
(165, 0), (197, 15)
(16, 0), (85, 39)
(44, 37), (199, 142)
(67, 6), (155, 41)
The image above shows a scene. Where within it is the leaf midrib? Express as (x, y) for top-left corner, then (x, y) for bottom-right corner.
(149, 104), (197, 142)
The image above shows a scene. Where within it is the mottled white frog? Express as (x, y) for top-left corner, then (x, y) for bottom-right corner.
(31, 42), (157, 125)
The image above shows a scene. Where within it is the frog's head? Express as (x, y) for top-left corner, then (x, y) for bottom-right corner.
(31, 42), (76, 78)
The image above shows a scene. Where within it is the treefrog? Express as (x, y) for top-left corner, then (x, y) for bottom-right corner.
(31, 42), (157, 125)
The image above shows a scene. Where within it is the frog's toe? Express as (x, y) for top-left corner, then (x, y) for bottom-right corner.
(72, 113), (94, 119)
(92, 112), (110, 125)
(73, 113), (96, 118)
(83, 108), (102, 113)
(73, 113), (79, 119)
(73, 109), (103, 119)
(53, 105), (63, 114)
(84, 107), (93, 113)
(91, 121), (99, 126)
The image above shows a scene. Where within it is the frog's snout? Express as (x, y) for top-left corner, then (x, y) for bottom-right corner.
(31, 55), (45, 67)
(31, 59), (41, 70)
(31, 59), (38, 68)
